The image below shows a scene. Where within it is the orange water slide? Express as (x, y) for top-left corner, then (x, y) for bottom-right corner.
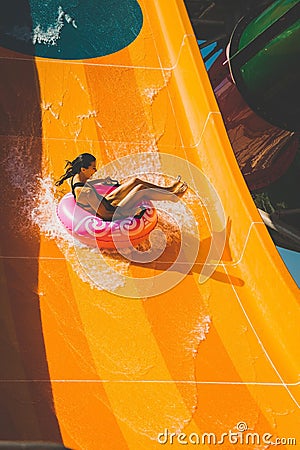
(0, 1), (299, 449)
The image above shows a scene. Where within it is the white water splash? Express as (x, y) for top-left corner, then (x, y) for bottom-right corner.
(5, 6), (78, 46)
(31, 175), (129, 291)
(185, 315), (211, 359)
(142, 70), (172, 105)
(32, 6), (77, 46)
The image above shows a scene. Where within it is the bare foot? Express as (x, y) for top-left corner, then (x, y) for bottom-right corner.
(174, 182), (188, 195)
(167, 176), (183, 192)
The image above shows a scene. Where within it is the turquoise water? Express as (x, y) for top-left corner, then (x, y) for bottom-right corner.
(0, 0), (143, 59)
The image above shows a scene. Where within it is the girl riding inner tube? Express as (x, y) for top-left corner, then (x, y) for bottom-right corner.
(55, 153), (187, 248)
(57, 183), (158, 249)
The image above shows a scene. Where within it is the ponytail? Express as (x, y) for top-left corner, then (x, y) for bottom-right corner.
(55, 153), (96, 186)
(55, 160), (74, 186)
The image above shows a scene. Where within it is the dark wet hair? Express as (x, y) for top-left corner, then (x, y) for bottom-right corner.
(55, 153), (96, 186)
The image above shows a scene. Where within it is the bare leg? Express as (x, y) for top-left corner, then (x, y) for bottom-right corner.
(105, 176), (184, 206)
(113, 183), (187, 218)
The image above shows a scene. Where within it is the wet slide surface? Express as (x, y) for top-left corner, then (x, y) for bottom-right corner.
(0, 0), (299, 449)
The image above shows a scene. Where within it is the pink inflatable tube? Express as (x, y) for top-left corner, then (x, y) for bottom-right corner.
(57, 183), (158, 249)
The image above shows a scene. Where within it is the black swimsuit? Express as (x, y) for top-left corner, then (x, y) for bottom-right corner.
(71, 177), (116, 213)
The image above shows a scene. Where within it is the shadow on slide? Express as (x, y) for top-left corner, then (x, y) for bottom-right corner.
(0, 1), (62, 443)
(131, 217), (244, 287)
